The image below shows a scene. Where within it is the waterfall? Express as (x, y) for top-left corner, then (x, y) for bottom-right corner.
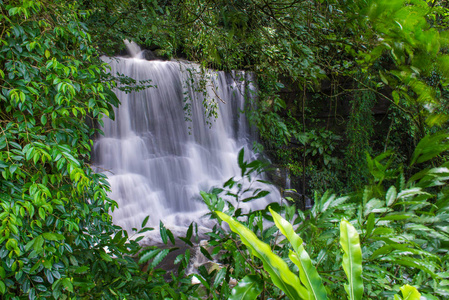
(93, 54), (278, 236)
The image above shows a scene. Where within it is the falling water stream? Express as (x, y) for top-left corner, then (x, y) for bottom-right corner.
(93, 47), (278, 240)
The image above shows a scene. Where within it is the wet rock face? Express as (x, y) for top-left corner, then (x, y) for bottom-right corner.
(141, 50), (158, 61)
(264, 165), (313, 210)
(283, 190), (312, 210)
(265, 165), (289, 189)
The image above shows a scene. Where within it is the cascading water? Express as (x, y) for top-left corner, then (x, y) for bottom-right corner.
(93, 49), (278, 237)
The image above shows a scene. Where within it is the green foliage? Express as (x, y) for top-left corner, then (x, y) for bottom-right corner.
(200, 133), (449, 298)
(217, 210), (309, 299)
(181, 65), (220, 128)
(217, 206), (424, 300)
(0, 0), (125, 298)
(131, 222), (200, 300)
(79, 0), (173, 57)
(0, 1), (199, 299)
(345, 75), (376, 189)
(340, 220), (363, 300)
(299, 133), (449, 298)
(229, 275), (262, 300)
(270, 209), (327, 300)
(358, 0), (449, 133)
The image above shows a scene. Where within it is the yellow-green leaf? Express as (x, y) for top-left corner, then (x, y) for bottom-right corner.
(340, 220), (363, 300)
(270, 208), (328, 300)
(394, 284), (421, 300)
(216, 211), (309, 300)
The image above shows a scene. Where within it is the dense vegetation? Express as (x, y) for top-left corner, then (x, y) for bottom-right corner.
(1, 0), (449, 299)
(79, 0), (449, 192)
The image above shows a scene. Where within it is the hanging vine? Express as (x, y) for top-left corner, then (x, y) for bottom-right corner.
(345, 74), (376, 189)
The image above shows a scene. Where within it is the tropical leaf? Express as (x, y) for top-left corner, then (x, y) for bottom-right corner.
(229, 275), (263, 300)
(340, 220), (364, 300)
(270, 208), (328, 300)
(386, 185), (397, 207)
(410, 132), (449, 166)
(138, 248), (160, 264)
(150, 249), (170, 268)
(393, 284), (421, 300)
(213, 267), (227, 289)
(364, 198), (386, 216)
(216, 211), (309, 300)
(365, 213), (375, 237)
(238, 148), (246, 176)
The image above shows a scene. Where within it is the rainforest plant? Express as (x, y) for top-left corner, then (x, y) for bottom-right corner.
(0, 1), (197, 299)
(199, 132), (449, 299)
(217, 210), (421, 300)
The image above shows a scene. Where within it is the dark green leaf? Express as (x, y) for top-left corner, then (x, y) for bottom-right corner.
(141, 215), (150, 228)
(213, 267), (227, 289)
(150, 249), (170, 268)
(160, 221), (168, 244)
(139, 248), (160, 265)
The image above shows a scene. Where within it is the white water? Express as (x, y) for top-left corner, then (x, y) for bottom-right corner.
(93, 52), (278, 237)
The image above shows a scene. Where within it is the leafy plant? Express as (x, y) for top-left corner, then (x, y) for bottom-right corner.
(216, 209), (421, 300)
(201, 148), (273, 219)
(198, 132), (449, 299)
(345, 75), (376, 189)
(0, 1), (199, 299)
(228, 275), (262, 300)
(0, 1), (127, 298)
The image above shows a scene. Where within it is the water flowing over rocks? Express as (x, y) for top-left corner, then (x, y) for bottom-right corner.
(93, 53), (280, 242)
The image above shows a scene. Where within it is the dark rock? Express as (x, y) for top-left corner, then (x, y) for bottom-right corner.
(141, 49), (158, 61)
(265, 165), (289, 189)
(283, 190), (313, 210)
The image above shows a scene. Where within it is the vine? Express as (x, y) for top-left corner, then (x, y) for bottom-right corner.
(345, 74), (376, 189)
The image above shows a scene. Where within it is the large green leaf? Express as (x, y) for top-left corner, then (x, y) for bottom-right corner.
(216, 211), (309, 300)
(270, 208), (328, 300)
(229, 275), (263, 300)
(340, 220), (363, 300)
(393, 284), (421, 300)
